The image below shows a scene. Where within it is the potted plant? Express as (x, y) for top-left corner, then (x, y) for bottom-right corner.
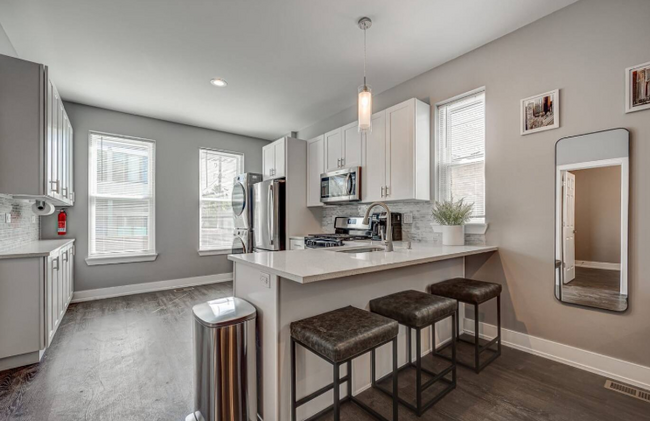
(431, 198), (474, 246)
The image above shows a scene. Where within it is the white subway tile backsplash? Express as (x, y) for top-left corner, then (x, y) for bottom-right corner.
(0, 197), (40, 253)
(321, 202), (485, 245)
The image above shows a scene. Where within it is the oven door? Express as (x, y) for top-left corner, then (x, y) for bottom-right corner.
(320, 167), (361, 203)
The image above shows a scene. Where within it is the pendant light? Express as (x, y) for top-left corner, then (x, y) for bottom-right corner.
(358, 17), (372, 133)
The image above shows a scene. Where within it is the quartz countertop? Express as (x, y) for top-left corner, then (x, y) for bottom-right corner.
(228, 243), (497, 283)
(0, 239), (75, 259)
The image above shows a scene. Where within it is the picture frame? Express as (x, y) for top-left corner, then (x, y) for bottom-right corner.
(625, 61), (650, 114)
(520, 89), (560, 136)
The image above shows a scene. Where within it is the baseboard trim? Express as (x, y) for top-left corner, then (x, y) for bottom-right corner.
(71, 273), (233, 303)
(575, 260), (621, 271)
(464, 319), (650, 391)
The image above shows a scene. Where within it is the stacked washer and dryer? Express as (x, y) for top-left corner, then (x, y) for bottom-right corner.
(231, 173), (263, 254)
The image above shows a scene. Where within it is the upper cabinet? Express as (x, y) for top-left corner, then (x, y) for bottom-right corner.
(0, 54), (74, 206)
(307, 135), (324, 207)
(263, 137), (286, 180)
(324, 122), (363, 172)
(306, 97), (430, 205)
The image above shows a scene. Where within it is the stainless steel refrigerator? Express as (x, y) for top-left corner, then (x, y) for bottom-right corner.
(253, 178), (286, 251)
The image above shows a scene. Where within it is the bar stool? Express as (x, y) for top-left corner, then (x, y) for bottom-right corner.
(369, 290), (457, 416)
(429, 277), (502, 373)
(290, 306), (399, 421)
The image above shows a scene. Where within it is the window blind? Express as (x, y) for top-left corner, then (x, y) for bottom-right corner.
(199, 148), (243, 251)
(437, 90), (486, 221)
(88, 133), (155, 257)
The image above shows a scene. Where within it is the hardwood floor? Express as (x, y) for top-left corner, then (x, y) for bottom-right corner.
(1, 282), (647, 421)
(561, 267), (627, 311)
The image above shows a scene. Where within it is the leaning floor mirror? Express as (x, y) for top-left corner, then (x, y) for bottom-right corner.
(555, 129), (629, 312)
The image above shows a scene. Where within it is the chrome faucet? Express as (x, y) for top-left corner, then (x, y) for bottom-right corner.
(363, 202), (394, 252)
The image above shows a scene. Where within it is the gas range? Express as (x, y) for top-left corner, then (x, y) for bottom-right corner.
(304, 217), (372, 249)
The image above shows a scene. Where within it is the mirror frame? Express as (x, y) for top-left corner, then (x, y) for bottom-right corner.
(554, 128), (630, 313)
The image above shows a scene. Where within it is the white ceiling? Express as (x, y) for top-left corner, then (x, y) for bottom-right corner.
(0, 0), (576, 140)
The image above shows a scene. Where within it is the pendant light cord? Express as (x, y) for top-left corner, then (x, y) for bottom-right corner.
(363, 27), (367, 87)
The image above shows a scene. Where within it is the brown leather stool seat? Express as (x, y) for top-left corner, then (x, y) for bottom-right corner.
(369, 289), (456, 328)
(369, 290), (458, 416)
(429, 278), (502, 305)
(430, 277), (502, 374)
(290, 306), (399, 421)
(290, 305), (398, 363)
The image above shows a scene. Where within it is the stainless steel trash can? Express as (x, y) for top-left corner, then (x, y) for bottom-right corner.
(186, 297), (257, 421)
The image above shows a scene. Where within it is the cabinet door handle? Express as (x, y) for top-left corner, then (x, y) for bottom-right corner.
(53, 257), (59, 271)
(62, 251), (68, 262)
(340, 157), (345, 167)
(337, 158), (340, 168)
(62, 187), (68, 198)
(381, 186), (385, 197)
(385, 186), (390, 197)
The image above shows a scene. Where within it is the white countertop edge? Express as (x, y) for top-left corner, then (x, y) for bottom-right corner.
(0, 238), (76, 259)
(229, 245), (497, 284)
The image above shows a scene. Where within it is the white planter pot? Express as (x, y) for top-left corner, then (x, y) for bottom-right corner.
(441, 225), (465, 246)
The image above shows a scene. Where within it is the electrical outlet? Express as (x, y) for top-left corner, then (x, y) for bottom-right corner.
(403, 213), (413, 224)
(260, 273), (271, 288)
(32, 215), (37, 223)
(4, 213), (11, 223)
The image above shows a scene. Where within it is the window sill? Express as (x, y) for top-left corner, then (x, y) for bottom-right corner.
(85, 253), (158, 266)
(431, 223), (489, 235)
(198, 249), (231, 257)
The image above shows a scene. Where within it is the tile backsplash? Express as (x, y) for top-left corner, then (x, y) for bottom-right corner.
(322, 202), (485, 246)
(0, 197), (40, 253)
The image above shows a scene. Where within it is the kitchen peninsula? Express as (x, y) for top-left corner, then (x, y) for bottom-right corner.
(228, 243), (497, 421)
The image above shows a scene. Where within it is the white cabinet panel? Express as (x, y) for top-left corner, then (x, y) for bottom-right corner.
(273, 138), (286, 178)
(263, 138), (286, 180)
(342, 122), (363, 169)
(362, 112), (387, 203)
(307, 136), (324, 207)
(324, 128), (342, 172)
(386, 101), (414, 201)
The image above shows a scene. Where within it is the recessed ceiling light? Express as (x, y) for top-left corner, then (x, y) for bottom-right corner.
(210, 78), (228, 87)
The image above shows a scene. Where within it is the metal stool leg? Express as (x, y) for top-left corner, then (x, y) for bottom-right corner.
(291, 338), (296, 421)
(452, 312), (457, 386)
(407, 327), (412, 364)
(474, 304), (480, 374)
(497, 295), (502, 355)
(333, 362), (340, 421)
(416, 327), (422, 414)
(371, 348), (376, 387)
(392, 337), (398, 421)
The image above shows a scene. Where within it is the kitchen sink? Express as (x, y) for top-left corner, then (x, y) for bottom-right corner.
(335, 246), (385, 254)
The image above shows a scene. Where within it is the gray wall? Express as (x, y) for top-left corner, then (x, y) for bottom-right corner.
(298, 0), (650, 366)
(43, 102), (267, 291)
(0, 22), (16, 57)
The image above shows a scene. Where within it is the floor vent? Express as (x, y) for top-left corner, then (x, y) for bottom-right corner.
(605, 380), (650, 403)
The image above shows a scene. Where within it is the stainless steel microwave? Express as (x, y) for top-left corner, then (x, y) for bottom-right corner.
(320, 167), (361, 203)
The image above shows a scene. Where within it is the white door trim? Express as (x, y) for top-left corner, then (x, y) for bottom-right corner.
(464, 319), (650, 391)
(71, 273), (233, 303)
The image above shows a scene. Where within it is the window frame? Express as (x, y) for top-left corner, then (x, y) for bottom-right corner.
(198, 147), (244, 256)
(434, 87), (488, 231)
(86, 131), (157, 266)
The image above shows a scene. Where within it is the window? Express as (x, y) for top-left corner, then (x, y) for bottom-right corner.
(87, 132), (156, 264)
(436, 89), (486, 223)
(199, 148), (244, 254)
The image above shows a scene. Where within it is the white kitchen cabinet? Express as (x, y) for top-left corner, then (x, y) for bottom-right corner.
(362, 98), (430, 202)
(362, 111), (387, 202)
(0, 240), (75, 370)
(307, 135), (324, 207)
(324, 123), (362, 172)
(262, 137), (286, 180)
(342, 122), (363, 168)
(0, 54), (75, 206)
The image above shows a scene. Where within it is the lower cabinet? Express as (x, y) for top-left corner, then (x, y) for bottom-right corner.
(0, 241), (75, 370)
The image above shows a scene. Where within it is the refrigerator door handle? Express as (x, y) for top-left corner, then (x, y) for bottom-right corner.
(268, 183), (274, 246)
